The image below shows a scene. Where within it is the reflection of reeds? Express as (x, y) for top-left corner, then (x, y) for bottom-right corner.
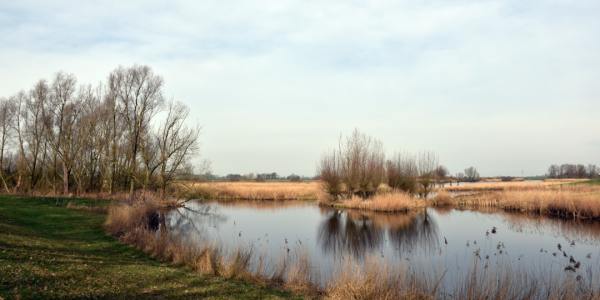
(211, 199), (313, 210)
(178, 181), (320, 201)
(454, 186), (600, 220)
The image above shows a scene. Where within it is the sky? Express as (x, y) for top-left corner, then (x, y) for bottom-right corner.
(0, 0), (599, 177)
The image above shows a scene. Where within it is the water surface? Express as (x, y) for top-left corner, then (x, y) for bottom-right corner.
(166, 200), (600, 290)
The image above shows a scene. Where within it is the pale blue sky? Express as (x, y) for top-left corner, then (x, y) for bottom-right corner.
(1, 0), (599, 176)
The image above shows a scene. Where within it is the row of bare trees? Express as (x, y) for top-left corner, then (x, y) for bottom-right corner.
(547, 164), (599, 179)
(0, 65), (200, 198)
(318, 129), (444, 199)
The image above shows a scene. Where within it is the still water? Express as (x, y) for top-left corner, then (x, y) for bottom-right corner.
(165, 200), (600, 289)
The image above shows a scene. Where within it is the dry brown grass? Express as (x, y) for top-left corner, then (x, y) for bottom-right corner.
(347, 210), (419, 230)
(326, 257), (428, 300)
(454, 185), (600, 220)
(177, 181), (320, 201)
(431, 190), (452, 206)
(323, 192), (428, 213)
(443, 179), (587, 192)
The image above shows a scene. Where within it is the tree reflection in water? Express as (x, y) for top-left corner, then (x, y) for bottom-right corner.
(318, 208), (439, 258)
(165, 203), (228, 238)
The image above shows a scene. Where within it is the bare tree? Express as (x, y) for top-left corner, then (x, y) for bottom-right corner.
(588, 164), (599, 179)
(386, 152), (418, 195)
(319, 130), (385, 199)
(547, 165), (559, 178)
(464, 166), (480, 182)
(434, 165), (449, 186)
(155, 101), (200, 197)
(339, 129), (385, 198)
(44, 72), (79, 195)
(0, 98), (15, 192)
(318, 148), (343, 200)
(72, 84), (104, 194)
(0, 65), (201, 198)
(109, 65), (164, 198)
(13, 83), (48, 192)
(416, 151), (439, 198)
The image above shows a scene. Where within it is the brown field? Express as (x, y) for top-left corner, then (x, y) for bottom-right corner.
(443, 179), (588, 192)
(176, 181), (321, 201)
(451, 185), (600, 220)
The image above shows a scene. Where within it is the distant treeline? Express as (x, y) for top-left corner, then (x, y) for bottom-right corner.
(198, 172), (313, 182)
(547, 164), (599, 179)
(0, 65), (199, 197)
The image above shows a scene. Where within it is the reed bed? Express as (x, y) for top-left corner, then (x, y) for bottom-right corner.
(325, 257), (429, 300)
(321, 192), (428, 213)
(177, 181), (320, 201)
(444, 179), (587, 192)
(346, 210), (420, 230)
(431, 190), (452, 207)
(453, 186), (600, 220)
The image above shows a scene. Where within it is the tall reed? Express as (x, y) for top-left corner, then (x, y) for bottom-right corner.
(322, 192), (428, 212)
(454, 186), (600, 220)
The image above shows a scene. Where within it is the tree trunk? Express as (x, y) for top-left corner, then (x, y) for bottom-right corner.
(62, 160), (69, 195)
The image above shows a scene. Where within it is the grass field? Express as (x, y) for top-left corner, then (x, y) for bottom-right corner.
(0, 196), (294, 299)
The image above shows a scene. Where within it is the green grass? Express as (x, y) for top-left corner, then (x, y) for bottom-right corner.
(0, 196), (295, 299)
(571, 178), (600, 186)
(585, 178), (600, 185)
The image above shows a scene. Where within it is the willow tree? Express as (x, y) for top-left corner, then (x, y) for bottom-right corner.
(0, 98), (15, 192)
(109, 65), (164, 198)
(319, 129), (385, 199)
(155, 101), (200, 197)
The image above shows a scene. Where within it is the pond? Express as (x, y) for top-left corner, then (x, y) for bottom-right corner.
(165, 200), (600, 293)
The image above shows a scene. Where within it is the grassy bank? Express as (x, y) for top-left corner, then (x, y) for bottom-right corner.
(0, 196), (294, 299)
